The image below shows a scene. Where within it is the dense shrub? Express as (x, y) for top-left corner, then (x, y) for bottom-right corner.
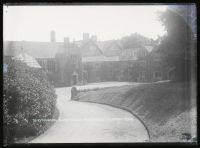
(3, 60), (57, 144)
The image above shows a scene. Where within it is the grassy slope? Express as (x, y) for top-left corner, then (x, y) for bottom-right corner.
(77, 82), (196, 142)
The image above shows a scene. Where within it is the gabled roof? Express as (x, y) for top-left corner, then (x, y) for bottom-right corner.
(79, 40), (103, 57)
(12, 53), (41, 68)
(99, 40), (122, 51)
(98, 40), (123, 57)
(144, 46), (154, 52)
(4, 41), (63, 58)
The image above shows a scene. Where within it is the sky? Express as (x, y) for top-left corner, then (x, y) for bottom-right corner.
(3, 5), (167, 42)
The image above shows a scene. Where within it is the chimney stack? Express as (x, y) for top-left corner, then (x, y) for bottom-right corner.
(64, 37), (70, 46)
(83, 33), (89, 41)
(50, 30), (56, 43)
(64, 37), (70, 53)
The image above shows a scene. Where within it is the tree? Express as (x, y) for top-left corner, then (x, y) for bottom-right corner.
(121, 33), (153, 49)
(157, 6), (194, 82)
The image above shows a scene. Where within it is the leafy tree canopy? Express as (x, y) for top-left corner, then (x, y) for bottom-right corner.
(121, 33), (155, 49)
(157, 6), (194, 81)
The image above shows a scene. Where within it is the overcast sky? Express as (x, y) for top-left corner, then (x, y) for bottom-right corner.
(4, 5), (167, 42)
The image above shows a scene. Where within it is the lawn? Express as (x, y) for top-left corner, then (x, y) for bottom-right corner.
(77, 81), (197, 142)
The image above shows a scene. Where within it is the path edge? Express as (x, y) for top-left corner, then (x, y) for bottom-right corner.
(76, 100), (151, 142)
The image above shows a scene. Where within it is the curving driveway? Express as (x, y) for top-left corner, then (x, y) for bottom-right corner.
(30, 82), (149, 143)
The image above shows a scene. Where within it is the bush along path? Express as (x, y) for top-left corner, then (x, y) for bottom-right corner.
(30, 83), (149, 143)
(3, 60), (57, 145)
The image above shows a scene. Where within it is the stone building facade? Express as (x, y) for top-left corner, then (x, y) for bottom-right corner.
(3, 31), (172, 87)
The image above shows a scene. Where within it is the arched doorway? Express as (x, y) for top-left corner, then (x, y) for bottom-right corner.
(72, 71), (78, 85)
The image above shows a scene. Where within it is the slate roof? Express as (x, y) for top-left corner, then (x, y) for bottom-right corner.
(12, 53), (41, 68)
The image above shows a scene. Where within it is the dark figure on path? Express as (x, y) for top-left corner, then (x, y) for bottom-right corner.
(71, 86), (78, 100)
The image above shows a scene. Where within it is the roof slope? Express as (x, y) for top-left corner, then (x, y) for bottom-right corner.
(98, 40), (123, 56)
(12, 53), (41, 68)
(80, 40), (103, 57)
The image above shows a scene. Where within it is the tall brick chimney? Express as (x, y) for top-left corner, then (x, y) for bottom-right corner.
(64, 37), (70, 46)
(50, 30), (56, 43)
(83, 33), (89, 41)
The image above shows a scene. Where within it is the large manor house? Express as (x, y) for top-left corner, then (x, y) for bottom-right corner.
(4, 31), (174, 87)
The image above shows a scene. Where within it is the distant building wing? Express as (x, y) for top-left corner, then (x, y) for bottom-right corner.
(4, 41), (62, 58)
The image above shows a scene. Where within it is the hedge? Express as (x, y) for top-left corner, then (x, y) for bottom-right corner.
(3, 60), (57, 144)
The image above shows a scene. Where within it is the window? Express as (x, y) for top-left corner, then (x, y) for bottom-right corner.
(131, 51), (135, 57)
(52, 60), (55, 72)
(38, 59), (46, 70)
(47, 60), (51, 72)
(47, 59), (55, 73)
(42, 60), (46, 70)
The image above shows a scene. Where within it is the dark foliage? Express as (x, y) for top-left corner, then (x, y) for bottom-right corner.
(157, 7), (194, 82)
(121, 33), (155, 49)
(3, 60), (57, 144)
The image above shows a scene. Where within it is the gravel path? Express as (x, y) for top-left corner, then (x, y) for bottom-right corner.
(30, 82), (149, 143)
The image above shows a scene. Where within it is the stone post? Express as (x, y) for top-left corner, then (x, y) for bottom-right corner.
(71, 86), (78, 100)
